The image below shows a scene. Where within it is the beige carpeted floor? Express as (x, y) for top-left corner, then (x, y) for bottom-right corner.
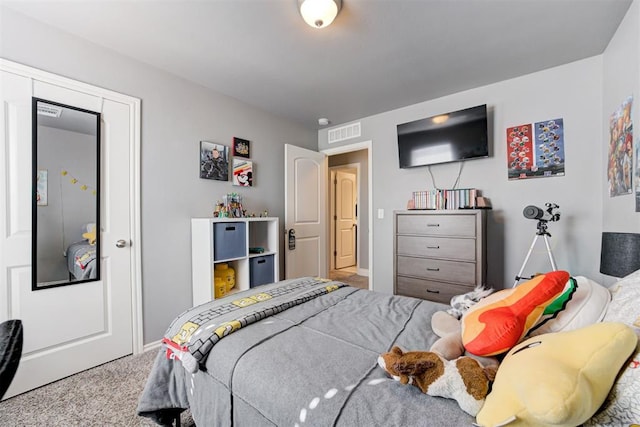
(0, 349), (193, 426)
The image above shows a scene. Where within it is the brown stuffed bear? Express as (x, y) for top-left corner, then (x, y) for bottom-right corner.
(377, 346), (496, 416)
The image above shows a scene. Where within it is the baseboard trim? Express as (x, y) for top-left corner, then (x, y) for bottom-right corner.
(357, 267), (369, 277)
(142, 340), (162, 353)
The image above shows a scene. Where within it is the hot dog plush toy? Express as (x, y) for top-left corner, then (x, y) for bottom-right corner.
(461, 271), (569, 356)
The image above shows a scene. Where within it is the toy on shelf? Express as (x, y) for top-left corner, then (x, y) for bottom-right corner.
(214, 193), (245, 218)
(214, 263), (235, 292)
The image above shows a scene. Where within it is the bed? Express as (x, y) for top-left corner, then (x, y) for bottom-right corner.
(66, 241), (97, 280)
(137, 273), (640, 426)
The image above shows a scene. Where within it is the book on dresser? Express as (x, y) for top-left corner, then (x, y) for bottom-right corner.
(393, 210), (486, 304)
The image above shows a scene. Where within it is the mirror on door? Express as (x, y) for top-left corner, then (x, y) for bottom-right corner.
(32, 98), (101, 290)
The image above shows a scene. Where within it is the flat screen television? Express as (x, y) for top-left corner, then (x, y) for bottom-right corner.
(397, 104), (489, 168)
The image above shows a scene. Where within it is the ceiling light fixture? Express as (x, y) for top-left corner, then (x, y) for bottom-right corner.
(298, 0), (342, 29)
(432, 115), (449, 124)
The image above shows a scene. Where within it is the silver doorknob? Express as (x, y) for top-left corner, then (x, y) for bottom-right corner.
(116, 239), (128, 248)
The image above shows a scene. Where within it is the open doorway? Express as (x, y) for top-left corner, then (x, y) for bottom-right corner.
(323, 143), (371, 290)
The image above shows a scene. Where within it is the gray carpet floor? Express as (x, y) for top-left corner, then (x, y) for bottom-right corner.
(0, 349), (193, 426)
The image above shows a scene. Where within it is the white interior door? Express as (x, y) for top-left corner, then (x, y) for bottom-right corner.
(335, 169), (357, 269)
(284, 144), (327, 279)
(0, 63), (138, 398)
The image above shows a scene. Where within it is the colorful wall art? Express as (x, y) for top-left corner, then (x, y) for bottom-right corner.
(232, 159), (253, 187)
(507, 118), (565, 180)
(607, 96), (634, 198)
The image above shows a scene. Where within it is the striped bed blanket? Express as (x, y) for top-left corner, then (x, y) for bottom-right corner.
(162, 277), (346, 372)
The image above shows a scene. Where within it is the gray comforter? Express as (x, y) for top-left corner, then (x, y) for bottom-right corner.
(138, 277), (474, 426)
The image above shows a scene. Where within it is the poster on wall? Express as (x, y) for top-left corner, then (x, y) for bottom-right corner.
(507, 118), (565, 180)
(636, 127), (640, 211)
(232, 137), (250, 158)
(232, 159), (253, 187)
(199, 141), (229, 181)
(36, 169), (48, 206)
(607, 96), (633, 198)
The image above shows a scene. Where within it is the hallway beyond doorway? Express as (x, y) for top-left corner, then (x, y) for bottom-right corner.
(329, 267), (369, 290)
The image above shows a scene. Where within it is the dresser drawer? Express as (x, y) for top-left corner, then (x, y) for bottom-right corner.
(396, 276), (474, 304)
(397, 256), (476, 285)
(396, 235), (475, 261)
(396, 214), (476, 237)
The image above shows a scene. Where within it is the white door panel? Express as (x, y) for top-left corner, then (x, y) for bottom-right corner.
(284, 144), (327, 279)
(1, 70), (32, 323)
(0, 63), (137, 399)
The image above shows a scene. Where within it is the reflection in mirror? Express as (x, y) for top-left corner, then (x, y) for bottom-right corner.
(32, 98), (101, 290)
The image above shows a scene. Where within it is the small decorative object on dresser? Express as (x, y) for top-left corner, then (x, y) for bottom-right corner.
(393, 210), (486, 304)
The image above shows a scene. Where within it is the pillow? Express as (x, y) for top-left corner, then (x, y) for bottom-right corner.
(476, 322), (638, 427)
(461, 271), (569, 356)
(527, 276), (610, 336)
(584, 269), (640, 426)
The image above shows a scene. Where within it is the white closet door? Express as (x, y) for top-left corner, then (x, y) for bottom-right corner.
(0, 68), (134, 399)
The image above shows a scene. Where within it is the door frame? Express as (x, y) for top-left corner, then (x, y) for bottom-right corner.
(0, 58), (144, 354)
(329, 164), (360, 271)
(321, 141), (372, 289)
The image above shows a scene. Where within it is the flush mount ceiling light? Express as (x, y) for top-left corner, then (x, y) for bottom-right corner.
(298, 0), (342, 29)
(432, 115), (449, 124)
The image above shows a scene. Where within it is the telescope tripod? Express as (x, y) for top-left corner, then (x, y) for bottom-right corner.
(512, 220), (558, 287)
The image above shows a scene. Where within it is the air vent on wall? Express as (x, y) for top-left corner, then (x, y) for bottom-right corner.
(37, 105), (62, 118)
(328, 122), (361, 144)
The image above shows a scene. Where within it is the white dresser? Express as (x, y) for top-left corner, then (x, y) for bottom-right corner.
(393, 210), (486, 304)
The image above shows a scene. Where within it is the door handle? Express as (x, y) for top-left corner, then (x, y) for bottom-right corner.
(287, 229), (296, 250)
(116, 239), (128, 248)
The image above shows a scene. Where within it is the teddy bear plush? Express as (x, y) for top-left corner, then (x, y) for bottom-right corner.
(377, 346), (496, 416)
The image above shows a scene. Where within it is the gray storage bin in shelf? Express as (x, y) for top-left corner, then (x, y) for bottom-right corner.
(213, 222), (246, 261)
(249, 255), (274, 288)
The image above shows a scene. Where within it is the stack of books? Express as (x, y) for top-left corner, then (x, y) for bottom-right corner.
(410, 188), (479, 210)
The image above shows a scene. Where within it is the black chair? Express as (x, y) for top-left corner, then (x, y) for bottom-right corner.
(0, 319), (23, 399)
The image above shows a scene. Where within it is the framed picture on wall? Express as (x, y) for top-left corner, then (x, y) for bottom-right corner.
(232, 159), (253, 187)
(36, 169), (48, 206)
(200, 141), (229, 181)
(233, 137), (250, 158)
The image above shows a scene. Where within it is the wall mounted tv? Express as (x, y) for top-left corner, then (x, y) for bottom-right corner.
(397, 104), (489, 168)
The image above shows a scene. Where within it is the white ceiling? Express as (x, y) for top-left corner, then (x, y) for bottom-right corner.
(3, 0), (633, 129)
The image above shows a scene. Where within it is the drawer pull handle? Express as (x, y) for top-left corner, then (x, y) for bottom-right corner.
(426, 267), (440, 272)
(427, 224), (440, 227)
(427, 246), (440, 249)
(426, 289), (440, 294)
(225, 226), (236, 231)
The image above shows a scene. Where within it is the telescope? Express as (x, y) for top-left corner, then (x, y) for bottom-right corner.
(514, 202), (560, 287)
(523, 203), (560, 223)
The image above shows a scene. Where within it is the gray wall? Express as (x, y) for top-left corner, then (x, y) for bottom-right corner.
(328, 150), (369, 270)
(602, 1), (639, 228)
(1, 7), (316, 343)
(320, 57), (608, 295)
(601, 0), (640, 285)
